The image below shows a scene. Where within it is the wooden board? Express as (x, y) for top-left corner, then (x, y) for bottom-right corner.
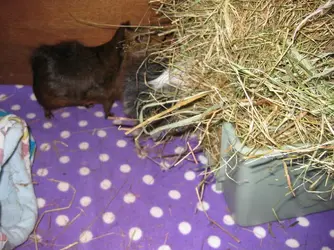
(0, 0), (155, 85)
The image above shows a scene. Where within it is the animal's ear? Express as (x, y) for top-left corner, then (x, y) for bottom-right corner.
(121, 21), (136, 41)
(122, 21), (130, 25)
(121, 21), (132, 29)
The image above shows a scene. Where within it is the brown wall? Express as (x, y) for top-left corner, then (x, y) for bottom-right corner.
(0, 0), (153, 85)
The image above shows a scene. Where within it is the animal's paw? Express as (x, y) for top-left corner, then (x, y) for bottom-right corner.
(84, 104), (94, 109)
(44, 110), (54, 119)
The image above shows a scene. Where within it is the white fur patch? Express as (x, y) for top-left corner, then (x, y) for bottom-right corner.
(148, 62), (188, 89)
(148, 69), (171, 89)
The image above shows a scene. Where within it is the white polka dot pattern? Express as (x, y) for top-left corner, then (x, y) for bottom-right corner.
(321, 247), (331, 250)
(113, 118), (122, 125)
(253, 226), (266, 239)
(0, 94), (7, 101)
(158, 245), (171, 250)
(198, 155), (208, 165)
(184, 171), (196, 180)
(178, 222), (192, 235)
(80, 196), (92, 207)
(207, 235), (221, 248)
(150, 206), (163, 218)
(56, 215), (69, 227)
(196, 201), (210, 212)
(103, 212), (115, 224)
(79, 167), (90, 176)
(100, 179), (112, 190)
(97, 129), (107, 137)
(168, 190), (181, 200)
(116, 139), (127, 148)
(2, 86), (331, 250)
(78, 120), (88, 127)
(37, 168), (48, 177)
(329, 229), (334, 238)
(30, 93), (37, 101)
(61, 112), (70, 118)
(79, 142), (89, 150)
(285, 239), (300, 248)
(120, 164), (131, 173)
(11, 104), (21, 111)
(60, 131), (71, 139)
(79, 230), (93, 243)
(99, 153), (110, 162)
(143, 175), (155, 185)
(124, 193), (136, 204)
(128, 227), (142, 241)
(211, 183), (223, 194)
(174, 146), (185, 154)
(59, 156), (70, 164)
(223, 215), (235, 226)
(94, 111), (104, 118)
(26, 113), (36, 119)
(160, 161), (171, 169)
(39, 143), (51, 152)
(297, 217), (310, 227)
(37, 198), (46, 209)
(57, 182), (70, 192)
(43, 122), (52, 129)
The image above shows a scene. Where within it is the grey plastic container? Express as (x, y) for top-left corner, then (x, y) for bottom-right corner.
(215, 123), (334, 227)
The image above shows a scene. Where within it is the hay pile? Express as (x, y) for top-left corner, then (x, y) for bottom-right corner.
(135, 0), (334, 195)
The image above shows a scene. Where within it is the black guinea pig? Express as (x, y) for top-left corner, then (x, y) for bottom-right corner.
(121, 55), (169, 119)
(118, 30), (194, 140)
(118, 30), (172, 119)
(30, 21), (130, 119)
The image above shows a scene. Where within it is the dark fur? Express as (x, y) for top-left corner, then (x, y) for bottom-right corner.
(117, 30), (192, 140)
(30, 21), (130, 119)
(121, 55), (186, 140)
(122, 56), (168, 118)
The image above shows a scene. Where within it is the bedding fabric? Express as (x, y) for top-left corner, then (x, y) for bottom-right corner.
(0, 110), (37, 250)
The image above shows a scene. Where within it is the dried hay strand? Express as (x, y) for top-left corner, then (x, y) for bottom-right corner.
(135, 0), (334, 197)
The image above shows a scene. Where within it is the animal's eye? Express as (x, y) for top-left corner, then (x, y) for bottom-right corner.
(135, 36), (142, 43)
